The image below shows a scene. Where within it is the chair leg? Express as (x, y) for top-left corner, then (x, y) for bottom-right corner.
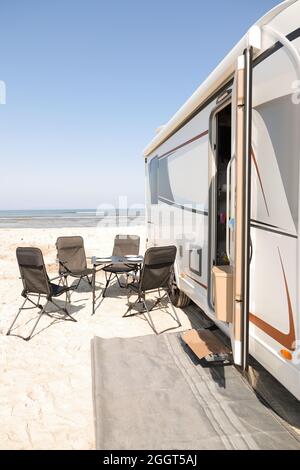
(74, 276), (82, 290)
(92, 269), (96, 315)
(6, 297), (29, 336)
(25, 304), (47, 340)
(166, 291), (182, 327)
(115, 274), (128, 289)
(142, 295), (158, 335)
(123, 294), (142, 317)
(7, 294), (47, 341)
(152, 290), (181, 328)
(62, 276), (71, 302)
(27, 293), (77, 340)
(123, 291), (158, 333)
(64, 289), (69, 312)
(116, 274), (123, 288)
(123, 289), (181, 335)
(50, 298), (77, 322)
(102, 272), (112, 298)
(7, 292), (76, 341)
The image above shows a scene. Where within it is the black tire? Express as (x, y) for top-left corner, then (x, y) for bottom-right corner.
(170, 285), (191, 308)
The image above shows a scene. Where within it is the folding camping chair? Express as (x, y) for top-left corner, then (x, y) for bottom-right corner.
(7, 247), (76, 341)
(123, 245), (181, 334)
(102, 234), (140, 297)
(56, 236), (94, 290)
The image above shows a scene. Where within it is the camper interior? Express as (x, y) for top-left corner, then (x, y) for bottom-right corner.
(214, 103), (232, 267)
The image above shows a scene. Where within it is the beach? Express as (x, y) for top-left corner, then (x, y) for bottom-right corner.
(0, 224), (194, 450)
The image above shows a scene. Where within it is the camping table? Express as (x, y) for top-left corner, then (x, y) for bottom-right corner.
(91, 255), (144, 314)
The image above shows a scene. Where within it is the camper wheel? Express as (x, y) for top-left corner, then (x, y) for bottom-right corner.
(170, 285), (191, 308)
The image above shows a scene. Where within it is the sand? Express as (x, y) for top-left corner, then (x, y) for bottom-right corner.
(0, 226), (195, 450)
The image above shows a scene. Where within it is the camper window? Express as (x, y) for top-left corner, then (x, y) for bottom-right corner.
(149, 156), (158, 204)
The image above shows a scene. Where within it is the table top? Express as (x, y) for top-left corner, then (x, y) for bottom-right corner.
(92, 255), (143, 266)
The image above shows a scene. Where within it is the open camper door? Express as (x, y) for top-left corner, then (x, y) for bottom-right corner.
(229, 49), (253, 369)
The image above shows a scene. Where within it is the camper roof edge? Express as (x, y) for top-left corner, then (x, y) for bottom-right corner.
(143, 0), (296, 157)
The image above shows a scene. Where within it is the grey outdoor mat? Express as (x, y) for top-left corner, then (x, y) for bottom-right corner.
(91, 332), (300, 450)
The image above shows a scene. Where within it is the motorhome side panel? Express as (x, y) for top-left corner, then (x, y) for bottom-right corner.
(146, 99), (218, 314)
(145, 0), (300, 401)
(249, 27), (300, 398)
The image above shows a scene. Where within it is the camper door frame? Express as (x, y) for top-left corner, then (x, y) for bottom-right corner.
(207, 93), (232, 312)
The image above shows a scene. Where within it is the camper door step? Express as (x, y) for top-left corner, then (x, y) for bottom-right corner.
(182, 328), (231, 364)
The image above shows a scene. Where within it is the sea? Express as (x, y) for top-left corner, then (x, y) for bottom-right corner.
(0, 209), (145, 228)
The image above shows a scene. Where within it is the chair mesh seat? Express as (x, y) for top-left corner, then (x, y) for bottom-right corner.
(49, 283), (69, 297)
(66, 267), (94, 277)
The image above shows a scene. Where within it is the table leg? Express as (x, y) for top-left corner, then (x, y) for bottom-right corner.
(92, 266), (96, 315)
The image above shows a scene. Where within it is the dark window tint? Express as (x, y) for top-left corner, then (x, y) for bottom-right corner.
(149, 156), (158, 204)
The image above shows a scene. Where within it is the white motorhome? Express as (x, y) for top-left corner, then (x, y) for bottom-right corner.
(144, 0), (300, 400)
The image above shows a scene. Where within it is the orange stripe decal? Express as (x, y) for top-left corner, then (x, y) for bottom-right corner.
(249, 248), (296, 351)
(251, 148), (270, 217)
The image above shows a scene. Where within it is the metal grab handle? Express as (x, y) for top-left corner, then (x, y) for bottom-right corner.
(226, 155), (235, 262)
(249, 236), (253, 263)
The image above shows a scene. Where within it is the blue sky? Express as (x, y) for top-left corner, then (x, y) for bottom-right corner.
(0, 0), (280, 209)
